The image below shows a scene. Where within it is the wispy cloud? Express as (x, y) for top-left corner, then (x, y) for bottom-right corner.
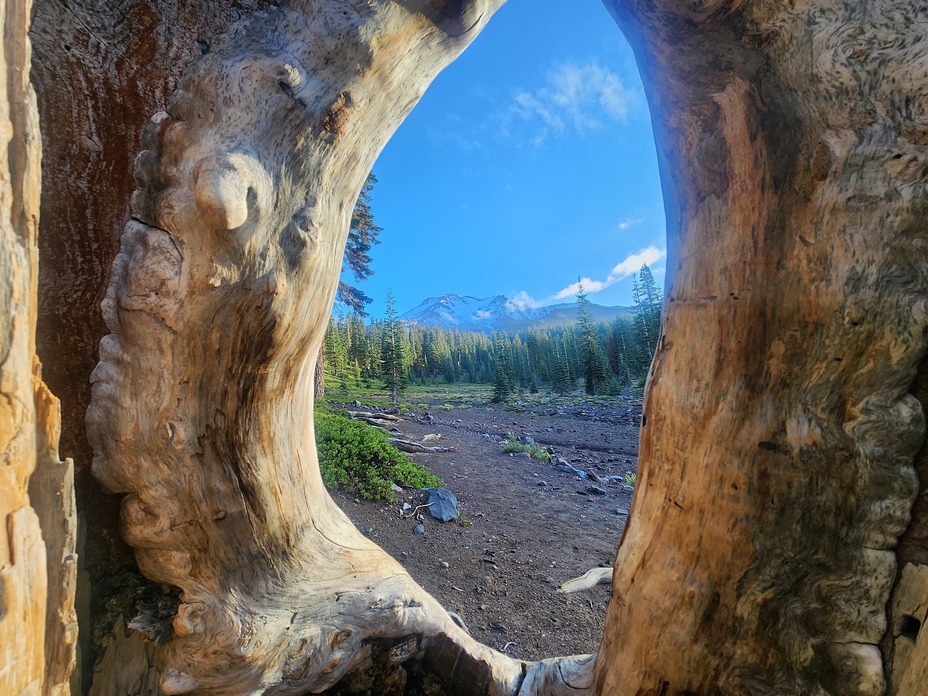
(506, 291), (546, 312)
(617, 218), (643, 231)
(510, 60), (639, 143)
(506, 246), (665, 311)
(606, 246), (664, 282)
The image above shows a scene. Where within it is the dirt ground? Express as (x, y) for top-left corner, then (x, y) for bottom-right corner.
(328, 395), (643, 662)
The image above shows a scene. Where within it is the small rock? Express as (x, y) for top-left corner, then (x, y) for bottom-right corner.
(556, 457), (569, 466)
(524, 436), (535, 445)
(537, 480), (548, 487)
(481, 433), (492, 440)
(413, 523), (425, 535)
(613, 508), (630, 516)
(512, 451), (531, 459)
(391, 483), (403, 494)
(421, 487), (460, 522)
(554, 464), (588, 479)
(440, 561), (450, 569)
(402, 502), (412, 511)
(587, 471), (603, 484)
(354, 400), (363, 408)
(587, 485), (607, 496)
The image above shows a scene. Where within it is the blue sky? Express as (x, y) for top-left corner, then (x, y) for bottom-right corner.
(349, 0), (666, 319)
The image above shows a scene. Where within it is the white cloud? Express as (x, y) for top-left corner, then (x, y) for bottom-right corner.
(608, 246), (664, 281)
(473, 309), (493, 320)
(511, 60), (639, 140)
(507, 246), (665, 308)
(551, 276), (609, 301)
(513, 92), (564, 132)
(505, 291), (546, 312)
(617, 218), (643, 231)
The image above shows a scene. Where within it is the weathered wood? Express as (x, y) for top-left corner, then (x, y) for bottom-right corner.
(595, 1), (928, 694)
(888, 563), (928, 695)
(29, 1), (277, 688)
(558, 567), (613, 594)
(347, 411), (403, 422)
(14, 0), (928, 693)
(83, 1), (592, 693)
(0, 0), (76, 692)
(390, 438), (456, 454)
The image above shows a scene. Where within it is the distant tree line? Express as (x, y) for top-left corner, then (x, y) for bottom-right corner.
(324, 265), (663, 401)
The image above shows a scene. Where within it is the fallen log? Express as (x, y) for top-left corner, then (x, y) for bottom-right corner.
(347, 410), (403, 422)
(390, 438), (456, 454)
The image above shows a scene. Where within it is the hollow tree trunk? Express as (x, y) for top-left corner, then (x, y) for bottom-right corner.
(595, 2), (928, 695)
(82, 1), (592, 694)
(13, 0), (928, 694)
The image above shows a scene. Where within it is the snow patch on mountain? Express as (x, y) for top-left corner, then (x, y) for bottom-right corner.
(399, 294), (630, 332)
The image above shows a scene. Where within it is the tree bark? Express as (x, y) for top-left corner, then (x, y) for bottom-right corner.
(82, 2), (592, 694)
(0, 0), (77, 693)
(595, 2), (928, 694)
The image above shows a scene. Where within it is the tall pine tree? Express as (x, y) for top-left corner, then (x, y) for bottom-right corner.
(381, 289), (407, 403)
(576, 282), (610, 396)
(491, 332), (515, 402)
(632, 263), (662, 370)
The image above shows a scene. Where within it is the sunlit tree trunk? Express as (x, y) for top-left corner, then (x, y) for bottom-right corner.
(596, 2), (928, 694)
(0, 1), (77, 693)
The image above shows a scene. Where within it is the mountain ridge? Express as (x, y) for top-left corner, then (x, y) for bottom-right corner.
(399, 293), (632, 332)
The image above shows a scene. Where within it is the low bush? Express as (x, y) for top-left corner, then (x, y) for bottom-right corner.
(315, 402), (441, 501)
(501, 437), (551, 462)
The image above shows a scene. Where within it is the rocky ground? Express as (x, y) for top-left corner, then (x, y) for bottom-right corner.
(328, 395), (642, 662)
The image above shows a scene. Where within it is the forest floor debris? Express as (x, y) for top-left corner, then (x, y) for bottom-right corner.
(329, 395), (641, 660)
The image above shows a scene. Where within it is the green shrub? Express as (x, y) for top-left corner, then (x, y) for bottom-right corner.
(624, 472), (637, 487)
(501, 438), (551, 462)
(315, 402), (441, 501)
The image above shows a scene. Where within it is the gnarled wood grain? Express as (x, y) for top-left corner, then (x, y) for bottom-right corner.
(596, 1), (928, 694)
(84, 2), (592, 693)
(0, 0), (76, 693)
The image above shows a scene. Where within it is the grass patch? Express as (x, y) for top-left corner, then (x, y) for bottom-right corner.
(624, 472), (637, 487)
(315, 402), (441, 501)
(501, 436), (551, 462)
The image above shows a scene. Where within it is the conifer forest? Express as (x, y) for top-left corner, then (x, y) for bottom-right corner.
(323, 266), (663, 400)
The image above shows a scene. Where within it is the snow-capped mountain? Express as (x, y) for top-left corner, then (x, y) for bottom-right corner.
(398, 294), (631, 332)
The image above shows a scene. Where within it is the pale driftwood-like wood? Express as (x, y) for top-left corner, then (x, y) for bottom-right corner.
(558, 568), (613, 595)
(389, 438), (455, 454)
(84, 2), (592, 694)
(889, 564), (928, 695)
(0, 0), (76, 693)
(595, 1), (928, 694)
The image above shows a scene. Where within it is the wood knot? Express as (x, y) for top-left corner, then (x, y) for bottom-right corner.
(194, 155), (254, 230)
(812, 139), (833, 181)
(322, 91), (352, 137)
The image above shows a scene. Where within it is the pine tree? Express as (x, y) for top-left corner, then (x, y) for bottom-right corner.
(491, 332), (515, 402)
(551, 342), (572, 394)
(381, 289), (407, 402)
(337, 172), (382, 315)
(632, 263), (662, 369)
(576, 282), (610, 395)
